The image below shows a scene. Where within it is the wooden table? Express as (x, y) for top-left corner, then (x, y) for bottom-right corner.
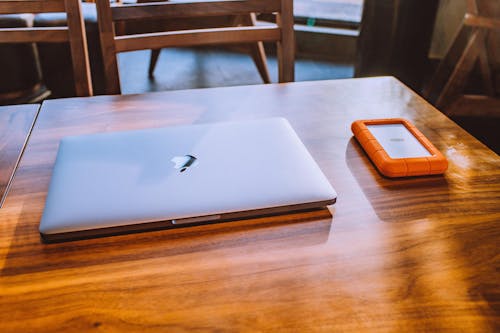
(1, 77), (498, 332)
(0, 104), (39, 208)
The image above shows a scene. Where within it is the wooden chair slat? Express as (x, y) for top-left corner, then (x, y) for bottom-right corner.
(0, 0), (65, 15)
(111, 0), (281, 21)
(115, 26), (280, 52)
(464, 14), (500, 30)
(0, 27), (69, 43)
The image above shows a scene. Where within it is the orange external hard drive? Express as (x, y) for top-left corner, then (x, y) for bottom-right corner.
(351, 118), (448, 178)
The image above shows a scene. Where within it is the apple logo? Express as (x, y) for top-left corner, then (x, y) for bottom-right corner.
(171, 155), (198, 173)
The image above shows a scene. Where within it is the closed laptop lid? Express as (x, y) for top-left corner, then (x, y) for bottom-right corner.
(39, 118), (336, 237)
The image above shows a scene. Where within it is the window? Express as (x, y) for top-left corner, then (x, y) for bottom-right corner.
(294, 0), (363, 28)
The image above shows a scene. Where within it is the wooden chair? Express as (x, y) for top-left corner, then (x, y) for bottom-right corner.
(0, 0), (93, 97)
(94, 0), (295, 95)
(146, 13), (271, 83)
(139, 0), (271, 83)
(424, 0), (499, 116)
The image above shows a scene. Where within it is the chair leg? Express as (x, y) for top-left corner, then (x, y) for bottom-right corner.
(277, 0), (295, 83)
(95, 0), (121, 94)
(436, 28), (483, 109)
(241, 13), (271, 84)
(65, 0), (93, 96)
(149, 49), (161, 77)
(477, 36), (494, 96)
(250, 42), (271, 84)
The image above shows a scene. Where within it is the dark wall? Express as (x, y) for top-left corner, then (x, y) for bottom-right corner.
(355, 0), (439, 92)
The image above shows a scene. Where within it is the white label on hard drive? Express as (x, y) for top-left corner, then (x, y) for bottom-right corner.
(367, 124), (432, 159)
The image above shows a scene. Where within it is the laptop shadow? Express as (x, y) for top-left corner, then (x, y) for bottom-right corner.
(2, 206), (333, 277)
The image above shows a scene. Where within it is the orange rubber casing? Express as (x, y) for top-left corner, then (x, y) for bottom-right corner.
(351, 118), (448, 178)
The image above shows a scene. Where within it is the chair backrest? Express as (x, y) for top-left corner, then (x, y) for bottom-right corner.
(424, 0), (499, 113)
(94, 0), (294, 94)
(0, 0), (93, 97)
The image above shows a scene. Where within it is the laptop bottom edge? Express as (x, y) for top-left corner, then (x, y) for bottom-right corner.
(40, 199), (336, 243)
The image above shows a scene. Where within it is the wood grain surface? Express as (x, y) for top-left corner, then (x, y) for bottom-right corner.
(0, 104), (39, 208)
(0, 77), (499, 332)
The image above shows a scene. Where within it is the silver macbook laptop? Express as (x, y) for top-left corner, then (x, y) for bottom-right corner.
(39, 118), (337, 242)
